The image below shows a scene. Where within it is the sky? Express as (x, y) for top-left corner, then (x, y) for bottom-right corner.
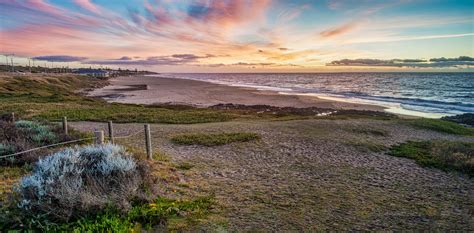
(0, 0), (473, 72)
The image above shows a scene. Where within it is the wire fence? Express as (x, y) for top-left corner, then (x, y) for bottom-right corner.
(1, 115), (156, 160)
(0, 137), (95, 159)
(113, 129), (145, 139)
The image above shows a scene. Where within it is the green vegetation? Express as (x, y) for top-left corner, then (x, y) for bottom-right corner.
(0, 119), (88, 165)
(175, 162), (195, 170)
(0, 74), (238, 124)
(441, 113), (474, 127)
(15, 120), (57, 143)
(1, 196), (215, 232)
(0, 143), (15, 156)
(326, 110), (395, 120)
(350, 127), (389, 137)
(347, 140), (387, 153)
(0, 165), (31, 201)
(409, 118), (474, 136)
(0, 74), (400, 125)
(171, 132), (260, 146)
(389, 140), (474, 176)
(128, 196), (214, 229)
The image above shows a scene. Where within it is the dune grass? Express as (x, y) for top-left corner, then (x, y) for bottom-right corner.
(409, 118), (474, 136)
(171, 132), (260, 146)
(389, 140), (474, 176)
(347, 140), (387, 153)
(174, 162), (195, 170)
(350, 127), (389, 137)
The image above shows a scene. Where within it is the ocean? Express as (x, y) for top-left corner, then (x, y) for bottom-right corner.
(161, 73), (474, 118)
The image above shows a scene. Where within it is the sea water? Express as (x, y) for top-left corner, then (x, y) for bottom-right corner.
(161, 73), (474, 118)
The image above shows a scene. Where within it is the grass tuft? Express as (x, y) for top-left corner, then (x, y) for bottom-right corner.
(171, 132), (260, 146)
(388, 140), (474, 176)
(409, 119), (474, 136)
(174, 162), (195, 170)
(350, 127), (389, 137)
(347, 140), (387, 153)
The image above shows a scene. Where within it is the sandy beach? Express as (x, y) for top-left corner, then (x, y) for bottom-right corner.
(88, 75), (385, 111)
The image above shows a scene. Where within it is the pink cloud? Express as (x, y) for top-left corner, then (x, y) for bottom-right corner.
(27, 0), (63, 15)
(320, 21), (360, 38)
(74, 0), (101, 14)
(186, 0), (271, 28)
(276, 4), (311, 23)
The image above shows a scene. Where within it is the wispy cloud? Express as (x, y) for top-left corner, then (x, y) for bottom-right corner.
(74, 0), (101, 14)
(85, 54), (215, 66)
(320, 21), (360, 38)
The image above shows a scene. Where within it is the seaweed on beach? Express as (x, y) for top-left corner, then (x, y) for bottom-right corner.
(210, 103), (395, 119)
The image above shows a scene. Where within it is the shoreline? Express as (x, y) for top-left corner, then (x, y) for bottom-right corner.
(88, 75), (386, 112)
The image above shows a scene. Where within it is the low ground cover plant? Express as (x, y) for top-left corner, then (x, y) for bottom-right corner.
(171, 132), (260, 146)
(409, 118), (474, 136)
(389, 140), (474, 176)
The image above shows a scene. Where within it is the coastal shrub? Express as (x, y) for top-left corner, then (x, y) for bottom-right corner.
(15, 144), (148, 222)
(409, 118), (474, 136)
(0, 120), (37, 164)
(0, 143), (15, 156)
(15, 120), (57, 144)
(441, 113), (474, 127)
(388, 140), (474, 176)
(171, 132), (260, 146)
(0, 119), (87, 165)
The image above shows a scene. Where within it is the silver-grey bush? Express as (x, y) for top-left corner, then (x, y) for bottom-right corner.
(16, 144), (143, 221)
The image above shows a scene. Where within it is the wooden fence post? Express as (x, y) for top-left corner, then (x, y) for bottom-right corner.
(94, 130), (104, 145)
(144, 124), (152, 160)
(108, 121), (114, 144)
(62, 116), (68, 135)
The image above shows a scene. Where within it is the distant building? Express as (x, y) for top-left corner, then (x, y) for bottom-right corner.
(75, 68), (110, 77)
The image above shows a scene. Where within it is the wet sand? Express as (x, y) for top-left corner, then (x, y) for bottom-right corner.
(88, 75), (385, 111)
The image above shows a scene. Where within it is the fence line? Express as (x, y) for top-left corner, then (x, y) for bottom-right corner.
(1, 115), (156, 160)
(0, 137), (96, 159)
(113, 129), (145, 139)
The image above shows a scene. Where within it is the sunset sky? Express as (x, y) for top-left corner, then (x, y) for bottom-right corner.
(1, 0), (473, 72)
